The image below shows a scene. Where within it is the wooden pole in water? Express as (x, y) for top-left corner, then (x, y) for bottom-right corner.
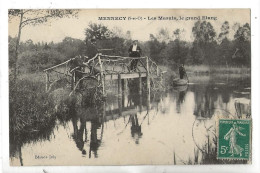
(98, 55), (105, 96)
(118, 93), (122, 117)
(45, 71), (49, 92)
(139, 92), (142, 113)
(139, 72), (142, 95)
(103, 74), (106, 96)
(121, 78), (125, 108)
(71, 71), (74, 90)
(118, 73), (122, 97)
(146, 56), (151, 110)
(125, 79), (128, 91)
(121, 78), (125, 93)
(146, 57), (150, 94)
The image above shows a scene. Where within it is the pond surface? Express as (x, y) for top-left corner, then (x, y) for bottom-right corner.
(10, 74), (251, 166)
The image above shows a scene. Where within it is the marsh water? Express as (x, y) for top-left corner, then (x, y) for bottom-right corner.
(10, 74), (251, 166)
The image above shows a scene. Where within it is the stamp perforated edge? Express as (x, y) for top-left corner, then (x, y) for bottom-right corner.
(216, 118), (252, 162)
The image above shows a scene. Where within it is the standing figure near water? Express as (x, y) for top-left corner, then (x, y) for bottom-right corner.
(179, 64), (186, 79)
(129, 40), (142, 71)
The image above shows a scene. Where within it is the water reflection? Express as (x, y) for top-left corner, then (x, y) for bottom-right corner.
(130, 114), (143, 144)
(71, 104), (104, 158)
(10, 75), (251, 165)
(71, 112), (88, 156)
(175, 87), (187, 113)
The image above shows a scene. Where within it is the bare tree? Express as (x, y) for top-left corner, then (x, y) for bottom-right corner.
(8, 9), (78, 84)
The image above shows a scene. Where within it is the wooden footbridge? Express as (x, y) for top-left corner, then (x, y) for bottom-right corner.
(43, 53), (166, 98)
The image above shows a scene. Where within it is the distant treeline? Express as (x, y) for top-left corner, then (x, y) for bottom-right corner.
(9, 20), (250, 73)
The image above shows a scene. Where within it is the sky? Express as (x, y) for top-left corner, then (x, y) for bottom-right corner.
(8, 9), (250, 43)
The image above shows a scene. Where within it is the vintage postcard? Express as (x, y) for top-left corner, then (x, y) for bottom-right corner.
(8, 9), (252, 166)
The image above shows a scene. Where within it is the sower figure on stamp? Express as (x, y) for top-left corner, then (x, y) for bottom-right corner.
(224, 122), (246, 157)
(129, 40), (142, 72)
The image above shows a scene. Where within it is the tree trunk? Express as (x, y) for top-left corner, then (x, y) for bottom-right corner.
(11, 11), (23, 119)
(13, 11), (23, 85)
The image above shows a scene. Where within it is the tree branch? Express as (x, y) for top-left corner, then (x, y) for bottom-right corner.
(21, 15), (52, 27)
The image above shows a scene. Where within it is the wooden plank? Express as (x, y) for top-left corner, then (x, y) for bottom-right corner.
(43, 57), (76, 72)
(101, 55), (147, 60)
(104, 72), (148, 80)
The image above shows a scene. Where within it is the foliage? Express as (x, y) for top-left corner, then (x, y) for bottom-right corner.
(9, 79), (55, 134)
(218, 21), (230, 42)
(84, 22), (111, 41)
(18, 49), (66, 72)
(9, 36), (17, 69)
(8, 9), (78, 27)
(8, 21), (251, 76)
(56, 37), (85, 58)
(8, 9), (79, 86)
(232, 23), (251, 66)
(191, 21), (217, 65)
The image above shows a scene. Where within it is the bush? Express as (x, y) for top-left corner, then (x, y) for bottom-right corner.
(17, 49), (67, 73)
(9, 79), (56, 135)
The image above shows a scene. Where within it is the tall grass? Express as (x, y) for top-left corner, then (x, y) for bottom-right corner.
(185, 65), (250, 75)
(9, 79), (56, 134)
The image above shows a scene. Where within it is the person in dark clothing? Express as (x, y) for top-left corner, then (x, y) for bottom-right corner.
(179, 64), (186, 79)
(129, 40), (142, 71)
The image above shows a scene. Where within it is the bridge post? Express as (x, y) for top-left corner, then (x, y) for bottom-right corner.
(146, 57), (150, 94)
(45, 71), (49, 92)
(139, 72), (142, 95)
(139, 90), (143, 113)
(98, 55), (106, 97)
(118, 74), (122, 97)
(103, 74), (106, 96)
(118, 93), (122, 117)
(121, 78), (125, 93)
(71, 71), (75, 90)
(146, 57), (151, 110)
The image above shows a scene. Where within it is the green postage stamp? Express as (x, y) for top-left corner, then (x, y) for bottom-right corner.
(218, 119), (251, 160)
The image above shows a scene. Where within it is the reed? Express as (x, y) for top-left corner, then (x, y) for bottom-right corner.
(185, 65), (250, 75)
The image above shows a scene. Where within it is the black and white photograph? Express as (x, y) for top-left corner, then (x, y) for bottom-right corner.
(7, 8), (253, 166)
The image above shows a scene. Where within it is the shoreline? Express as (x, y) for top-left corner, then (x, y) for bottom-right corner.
(185, 65), (250, 75)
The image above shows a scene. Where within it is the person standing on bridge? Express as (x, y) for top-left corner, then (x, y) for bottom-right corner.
(129, 40), (142, 71)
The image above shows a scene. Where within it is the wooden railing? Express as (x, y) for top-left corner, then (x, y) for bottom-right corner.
(43, 53), (165, 93)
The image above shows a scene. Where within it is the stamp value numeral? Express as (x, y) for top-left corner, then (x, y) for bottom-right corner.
(220, 146), (228, 154)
